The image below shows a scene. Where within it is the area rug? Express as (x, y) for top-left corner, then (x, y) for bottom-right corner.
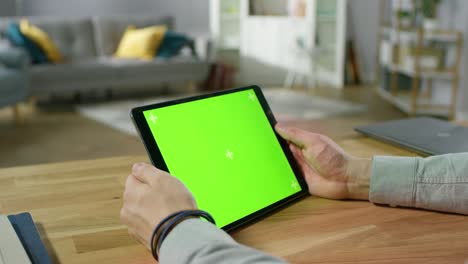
(77, 89), (366, 136)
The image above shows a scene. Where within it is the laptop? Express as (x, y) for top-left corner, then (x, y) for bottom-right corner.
(355, 117), (468, 155)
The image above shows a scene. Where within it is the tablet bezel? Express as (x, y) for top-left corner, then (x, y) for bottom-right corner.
(131, 85), (309, 232)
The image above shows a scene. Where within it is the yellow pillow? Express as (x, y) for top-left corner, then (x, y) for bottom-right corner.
(20, 19), (63, 63)
(114, 25), (167, 60)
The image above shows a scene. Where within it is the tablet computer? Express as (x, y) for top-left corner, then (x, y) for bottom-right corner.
(131, 85), (308, 232)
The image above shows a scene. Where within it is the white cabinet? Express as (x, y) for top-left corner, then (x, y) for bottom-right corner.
(239, 0), (347, 88)
(210, 0), (241, 51)
(209, 0), (347, 88)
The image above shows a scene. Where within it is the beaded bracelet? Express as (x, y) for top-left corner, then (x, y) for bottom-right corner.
(150, 210), (216, 261)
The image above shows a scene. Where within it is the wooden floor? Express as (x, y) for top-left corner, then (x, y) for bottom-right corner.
(0, 85), (406, 168)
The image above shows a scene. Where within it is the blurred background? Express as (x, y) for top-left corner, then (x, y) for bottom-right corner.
(0, 0), (466, 167)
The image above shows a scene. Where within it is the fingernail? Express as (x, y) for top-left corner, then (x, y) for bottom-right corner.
(132, 163), (144, 173)
(276, 124), (284, 130)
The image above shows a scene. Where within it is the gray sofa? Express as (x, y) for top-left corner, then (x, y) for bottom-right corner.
(0, 16), (212, 96)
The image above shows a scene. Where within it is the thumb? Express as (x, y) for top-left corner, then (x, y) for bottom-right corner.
(132, 163), (157, 185)
(275, 124), (310, 149)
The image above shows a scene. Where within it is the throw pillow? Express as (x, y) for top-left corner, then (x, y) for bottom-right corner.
(114, 25), (167, 60)
(157, 31), (194, 59)
(5, 22), (49, 64)
(19, 19), (63, 63)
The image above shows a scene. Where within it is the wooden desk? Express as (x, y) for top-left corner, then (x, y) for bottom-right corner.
(0, 137), (467, 264)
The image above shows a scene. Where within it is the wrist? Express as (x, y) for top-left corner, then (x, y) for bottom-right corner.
(155, 216), (197, 252)
(346, 157), (372, 200)
(151, 210), (216, 261)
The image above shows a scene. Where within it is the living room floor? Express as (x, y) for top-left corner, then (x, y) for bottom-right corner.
(0, 85), (406, 168)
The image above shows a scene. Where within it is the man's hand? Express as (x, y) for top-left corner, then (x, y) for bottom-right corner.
(275, 124), (371, 200)
(120, 163), (197, 250)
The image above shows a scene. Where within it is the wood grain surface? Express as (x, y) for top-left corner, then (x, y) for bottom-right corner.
(0, 138), (467, 264)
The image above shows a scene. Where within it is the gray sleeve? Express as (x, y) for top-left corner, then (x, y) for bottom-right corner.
(160, 218), (287, 264)
(369, 153), (468, 215)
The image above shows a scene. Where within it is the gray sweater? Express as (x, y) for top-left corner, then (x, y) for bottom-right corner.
(160, 153), (468, 264)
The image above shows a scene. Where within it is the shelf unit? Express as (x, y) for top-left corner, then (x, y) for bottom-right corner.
(377, 0), (463, 119)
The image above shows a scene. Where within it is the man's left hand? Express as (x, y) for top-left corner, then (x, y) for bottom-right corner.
(120, 163), (197, 249)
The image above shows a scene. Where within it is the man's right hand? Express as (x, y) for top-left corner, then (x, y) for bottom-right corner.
(275, 124), (371, 200)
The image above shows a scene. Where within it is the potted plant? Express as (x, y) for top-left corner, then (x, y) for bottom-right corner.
(397, 10), (413, 27)
(420, 0), (441, 30)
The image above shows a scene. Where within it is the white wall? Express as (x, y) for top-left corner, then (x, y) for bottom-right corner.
(0, 0), (16, 16)
(20, 0), (210, 35)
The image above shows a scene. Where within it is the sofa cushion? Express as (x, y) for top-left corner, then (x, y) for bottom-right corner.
(0, 17), (97, 61)
(113, 56), (210, 84)
(93, 16), (174, 57)
(19, 19), (63, 63)
(30, 58), (120, 86)
(5, 23), (49, 64)
(114, 25), (167, 60)
(29, 56), (209, 92)
(157, 31), (194, 59)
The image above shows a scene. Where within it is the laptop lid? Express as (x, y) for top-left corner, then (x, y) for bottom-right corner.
(355, 117), (468, 155)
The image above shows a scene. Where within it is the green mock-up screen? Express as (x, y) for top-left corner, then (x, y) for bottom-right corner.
(143, 89), (301, 227)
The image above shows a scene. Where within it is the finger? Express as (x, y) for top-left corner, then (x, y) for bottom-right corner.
(290, 144), (316, 175)
(290, 144), (307, 165)
(290, 144), (323, 193)
(125, 173), (142, 189)
(275, 124), (311, 149)
(132, 163), (158, 185)
(123, 174), (146, 202)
